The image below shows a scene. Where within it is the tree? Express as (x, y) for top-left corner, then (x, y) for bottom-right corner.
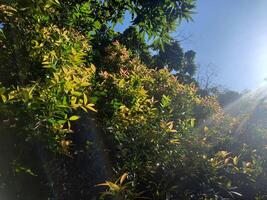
(116, 26), (153, 66)
(1, 1), (267, 199)
(0, 0), (198, 199)
(153, 40), (197, 83)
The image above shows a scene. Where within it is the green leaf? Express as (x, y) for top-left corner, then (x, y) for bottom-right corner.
(93, 20), (101, 29)
(0, 29), (6, 39)
(57, 120), (67, 125)
(160, 95), (171, 108)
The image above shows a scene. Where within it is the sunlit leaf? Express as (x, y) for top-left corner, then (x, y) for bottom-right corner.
(1, 95), (7, 103)
(83, 93), (88, 105)
(170, 139), (180, 144)
(203, 126), (209, 133)
(120, 173), (128, 185)
(233, 156), (238, 165)
(69, 115), (80, 121)
(106, 181), (120, 191)
(86, 104), (97, 112)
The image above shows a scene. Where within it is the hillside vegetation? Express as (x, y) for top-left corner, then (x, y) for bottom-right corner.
(0, 1), (266, 199)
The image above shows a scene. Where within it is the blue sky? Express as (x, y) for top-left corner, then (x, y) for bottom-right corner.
(116, 1), (267, 91)
(178, 0), (267, 91)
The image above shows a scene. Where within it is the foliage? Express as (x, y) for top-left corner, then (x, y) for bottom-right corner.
(153, 40), (197, 83)
(91, 42), (267, 199)
(0, 0), (267, 200)
(96, 173), (140, 199)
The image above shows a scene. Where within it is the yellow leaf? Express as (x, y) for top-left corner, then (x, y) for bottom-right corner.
(8, 92), (16, 100)
(106, 181), (120, 191)
(233, 156), (238, 165)
(218, 150), (229, 158)
(69, 115), (80, 121)
(1, 95), (7, 103)
(71, 91), (82, 97)
(86, 104), (97, 112)
(70, 96), (77, 105)
(203, 126), (209, 133)
(81, 106), (88, 113)
(95, 182), (110, 187)
(190, 118), (195, 127)
(54, 0), (60, 5)
(42, 61), (50, 65)
(118, 79), (125, 87)
(169, 129), (178, 133)
(170, 139), (180, 144)
(91, 64), (96, 73)
(80, 82), (90, 87)
(83, 93), (88, 105)
(167, 121), (174, 129)
(62, 67), (68, 74)
(120, 173), (128, 185)
(53, 73), (59, 83)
